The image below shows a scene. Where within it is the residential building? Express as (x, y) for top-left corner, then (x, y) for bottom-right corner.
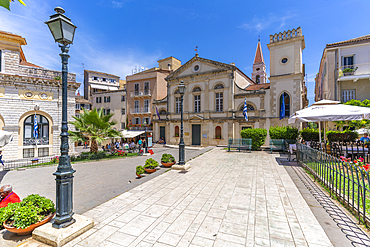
(83, 70), (120, 100)
(92, 89), (127, 131)
(315, 35), (370, 103)
(126, 57), (181, 131)
(75, 95), (92, 118)
(0, 30), (79, 159)
(153, 27), (308, 146)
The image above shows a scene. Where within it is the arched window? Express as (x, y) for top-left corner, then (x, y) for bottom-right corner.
(214, 84), (224, 89)
(256, 75), (260, 84)
(215, 92), (223, 112)
(193, 87), (201, 92)
(239, 104), (255, 111)
(175, 126), (179, 137)
(175, 97), (181, 113)
(159, 109), (166, 115)
(215, 126), (221, 139)
(174, 89), (180, 94)
(194, 95), (201, 112)
(24, 115), (49, 145)
(279, 92), (290, 118)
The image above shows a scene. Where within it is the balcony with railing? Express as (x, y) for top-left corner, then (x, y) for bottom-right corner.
(127, 125), (153, 131)
(339, 63), (370, 79)
(130, 90), (151, 98)
(130, 107), (151, 114)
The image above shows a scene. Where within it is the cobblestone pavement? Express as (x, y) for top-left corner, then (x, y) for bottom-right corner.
(0, 146), (213, 247)
(57, 148), (333, 247)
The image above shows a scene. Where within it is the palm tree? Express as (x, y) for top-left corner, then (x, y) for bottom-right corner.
(69, 108), (122, 153)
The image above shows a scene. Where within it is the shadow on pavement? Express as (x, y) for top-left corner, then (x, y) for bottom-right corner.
(0, 170), (9, 183)
(0, 229), (30, 247)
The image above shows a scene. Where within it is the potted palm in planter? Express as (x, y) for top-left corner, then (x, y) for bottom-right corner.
(136, 165), (145, 178)
(1, 194), (55, 235)
(161, 153), (176, 167)
(144, 158), (159, 173)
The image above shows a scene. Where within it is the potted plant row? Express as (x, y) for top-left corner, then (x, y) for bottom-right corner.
(0, 194), (56, 235)
(161, 153), (176, 167)
(144, 158), (159, 173)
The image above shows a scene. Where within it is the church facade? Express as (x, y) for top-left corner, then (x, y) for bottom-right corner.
(152, 27), (308, 146)
(0, 31), (78, 160)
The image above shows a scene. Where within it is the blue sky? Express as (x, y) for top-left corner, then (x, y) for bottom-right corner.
(1, 0), (370, 104)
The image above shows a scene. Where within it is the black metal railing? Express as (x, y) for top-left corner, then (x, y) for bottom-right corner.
(308, 141), (370, 163)
(3, 156), (59, 170)
(3, 151), (139, 171)
(296, 143), (370, 226)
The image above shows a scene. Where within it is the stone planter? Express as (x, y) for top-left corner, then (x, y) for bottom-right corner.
(3, 212), (55, 236)
(161, 161), (176, 168)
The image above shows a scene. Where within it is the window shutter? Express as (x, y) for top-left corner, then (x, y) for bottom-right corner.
(341, 56), (344, 68)
(353, 54), (356, 66)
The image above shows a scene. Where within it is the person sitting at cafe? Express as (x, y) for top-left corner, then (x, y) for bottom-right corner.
(360, 133), (370, 143)
(158, 137), (165, 144)
(0, 185), (21, 208)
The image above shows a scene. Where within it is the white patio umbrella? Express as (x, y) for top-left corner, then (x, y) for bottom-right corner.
(356, 128), (370, 135)
(0, 130), (13, 147)
(288, 99), (370, 147)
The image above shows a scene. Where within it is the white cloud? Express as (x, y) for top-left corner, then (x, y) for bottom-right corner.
(0, 0), (162, 94)
(239, 13), (296, 33)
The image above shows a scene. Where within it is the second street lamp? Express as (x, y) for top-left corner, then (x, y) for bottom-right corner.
(178, 81), (186, 166)
(45, 6), (77, 229)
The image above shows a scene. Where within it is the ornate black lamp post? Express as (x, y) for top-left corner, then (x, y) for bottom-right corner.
(178, 81), (186, 166)
(45, 7), (77, 229)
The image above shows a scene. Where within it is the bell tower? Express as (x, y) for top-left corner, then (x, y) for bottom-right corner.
(251, 40), (267, 84)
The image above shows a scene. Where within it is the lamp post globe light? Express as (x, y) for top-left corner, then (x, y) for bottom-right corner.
(45, 7), (77, 229)
(178, 81), (186, 166)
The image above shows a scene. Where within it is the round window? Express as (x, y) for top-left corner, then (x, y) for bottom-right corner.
(256, 68), (260, 71)
(281, 58), (288, 64)
(194, 65), (200, 71)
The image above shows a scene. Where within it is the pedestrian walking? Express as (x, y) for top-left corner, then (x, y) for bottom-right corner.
(0, 151), (4, 166)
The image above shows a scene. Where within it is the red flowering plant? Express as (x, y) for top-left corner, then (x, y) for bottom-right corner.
(340, 156), (370, 172)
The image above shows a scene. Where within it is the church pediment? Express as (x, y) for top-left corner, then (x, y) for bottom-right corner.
(189, 114), (204, 121)
(166, 55), (236, 80)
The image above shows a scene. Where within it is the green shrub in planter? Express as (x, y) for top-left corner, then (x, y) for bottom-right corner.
(144, 158), (159, 169)
(0, 194), (55, 229)
(136, 165), (145, 175)
(161, 153), (175, 163)
(326, 130), (358, 142)
(300, 128), (322, 141)
(269, 126), (299, 140)
(240, 128), (267, 150)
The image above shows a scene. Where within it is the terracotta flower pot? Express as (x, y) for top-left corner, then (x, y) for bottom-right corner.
(161, 161), (176, 168)
(3, 212), (55, 236)
(136, 173), (143, 178)
(144, 168), (156, 173)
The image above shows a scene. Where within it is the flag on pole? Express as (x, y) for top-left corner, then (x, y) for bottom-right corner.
(33, 115), (38, 139)
(280, 93), (286, 120)
(243, 98), (248, 121)
(156, 106), (161, 120)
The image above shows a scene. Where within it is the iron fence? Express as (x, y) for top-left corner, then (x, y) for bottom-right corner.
(3, 156), (59, 170)
(309, 141), (370, 163)
(3, 150), (138, 171)
(296, 143), (370, 226)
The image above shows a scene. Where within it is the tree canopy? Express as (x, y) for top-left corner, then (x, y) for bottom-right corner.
(335, 99), (370, 130)
(69, 108), (122, 153)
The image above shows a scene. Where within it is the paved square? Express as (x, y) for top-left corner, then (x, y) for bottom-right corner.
(65, 148), (333, 247)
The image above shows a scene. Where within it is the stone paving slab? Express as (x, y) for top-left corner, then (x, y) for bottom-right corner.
(26, 148), (333, 246)
(60, 148), (333, 247)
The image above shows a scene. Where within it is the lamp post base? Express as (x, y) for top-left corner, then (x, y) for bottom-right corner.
(172, 163), (191, 171)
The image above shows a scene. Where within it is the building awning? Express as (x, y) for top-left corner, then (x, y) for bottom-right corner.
(91, 84), (119, 91)
(121, 130), (145, 138)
